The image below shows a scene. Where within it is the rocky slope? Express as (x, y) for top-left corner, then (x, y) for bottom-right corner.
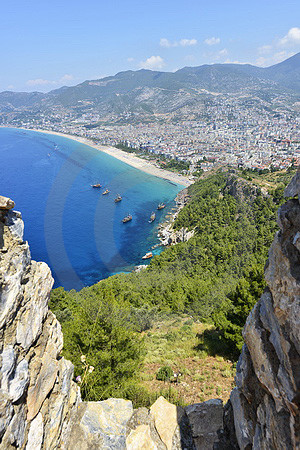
(225, 173), (300, 448)
(1, 166), (300, 449)
(0, 198), (81, 449)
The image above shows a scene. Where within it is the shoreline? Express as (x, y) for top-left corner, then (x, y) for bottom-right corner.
(2, 126), (192, 187)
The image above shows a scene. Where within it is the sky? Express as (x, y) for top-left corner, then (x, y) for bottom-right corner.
(1, 0), (300, 92)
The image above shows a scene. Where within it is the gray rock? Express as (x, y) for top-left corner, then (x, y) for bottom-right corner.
(5, 406), (27, 447)
(230, 388), (254, 450)
(6, 210), (24, 240)
(1, 346), (16, 393)
(8, 358), (29, 402)
(0, 391), (13, 439)
(185, 399), (223, 449)
(284, 170), (300, 198)
(25, 412), (44, 450)
(68, 399), (133, 450)
(16, 261), (53, 351)
(0, 242), (30, 329)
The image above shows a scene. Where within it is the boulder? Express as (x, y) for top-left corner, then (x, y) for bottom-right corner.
(0, 196), (14, 210)
(185, 399), (224, 449)
(126, 424), (158, 449)
(68, 398), (133, 449)
(150, 396), (181, 450)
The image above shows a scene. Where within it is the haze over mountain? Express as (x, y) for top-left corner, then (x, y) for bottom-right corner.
(1, 52), (300, 124)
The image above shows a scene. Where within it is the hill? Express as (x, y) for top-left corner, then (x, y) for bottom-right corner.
(1, 53), (300, 124)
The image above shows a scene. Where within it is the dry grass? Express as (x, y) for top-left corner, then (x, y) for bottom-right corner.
(140, 316), (235, 406)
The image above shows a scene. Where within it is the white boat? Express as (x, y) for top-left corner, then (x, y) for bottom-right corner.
(142, 252), (153, 260)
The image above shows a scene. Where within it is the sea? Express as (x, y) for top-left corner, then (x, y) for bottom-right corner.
(0, 127), (183, 290)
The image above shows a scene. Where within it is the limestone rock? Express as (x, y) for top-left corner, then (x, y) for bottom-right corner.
(68, 399), (133, 449)
(16, 261), (54, 351)
(0, 391), (13, 439)
(150, 396), (181, 450)
(126, 407), (165, 449)
(26, 412), (43, 450)
(1, 346), (16, 393)
(8, 359), (29, 402)
(6, 210), (24, 240)
(4, 406), (27, 448)
(27, 352), (58, 421)
(126, 424), (158, 449)
(0, 196), (14, 210)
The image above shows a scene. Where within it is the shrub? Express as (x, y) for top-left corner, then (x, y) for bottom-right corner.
(156, 365), (173, 382)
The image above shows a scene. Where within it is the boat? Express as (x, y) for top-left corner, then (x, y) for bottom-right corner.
(102, 189), (110, 195)
(149, 212), (156, 223)
(122, 214), (132, 223)
(114, 194), (122, 203)
(157, 203), (166, 210)
(142, 252), (153, 260)
(91, 183), (102, 188)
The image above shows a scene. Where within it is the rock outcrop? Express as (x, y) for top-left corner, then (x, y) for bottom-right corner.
(0, 197), (81, 449)
(224, 175), (300, 449)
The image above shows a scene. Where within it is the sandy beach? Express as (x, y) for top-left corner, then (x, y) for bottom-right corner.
(14, 127), (193, 187)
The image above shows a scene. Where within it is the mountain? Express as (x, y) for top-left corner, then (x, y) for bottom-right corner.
(264, 52), (300, 92)
(0, 53), (299, 124)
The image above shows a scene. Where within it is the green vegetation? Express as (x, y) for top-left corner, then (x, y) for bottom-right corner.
(160, 159), (190, 173)
(50, 169), (294, 404)
(156, 366), (174, 382)
(115, 142), (139, 153)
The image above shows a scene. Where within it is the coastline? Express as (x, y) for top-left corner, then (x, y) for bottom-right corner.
(4, 127), (192, 187)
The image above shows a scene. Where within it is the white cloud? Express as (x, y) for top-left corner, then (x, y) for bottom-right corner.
(224, 59), (251, 65)
(127, 57), (134, 62)
(7, 85), (14, 90)
(160, 38), (173, 48)
(160, 38), (197, 48)
(258, 45), (272, 55)
(140, 56), (165, 70)
(179, 38), (197, 47)
(26, 74), (74, 87)
(26, 78), (56, 87)
(218, 48), (228, 57)
(204, 37), (220, 46)
(279, 27), (300, 46)
(60, 74), (73, 82)
(256, 50), (294, 67)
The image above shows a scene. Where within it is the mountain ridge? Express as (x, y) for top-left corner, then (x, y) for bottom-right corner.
(0, 52), (299, 123)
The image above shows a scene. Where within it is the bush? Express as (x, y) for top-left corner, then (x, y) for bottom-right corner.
(156, 365), (173, 382)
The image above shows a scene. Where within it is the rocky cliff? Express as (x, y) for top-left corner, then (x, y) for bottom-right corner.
(0, 167), (300, 449)
(225, 174), (300, 449)
(0, 198), (81, 449)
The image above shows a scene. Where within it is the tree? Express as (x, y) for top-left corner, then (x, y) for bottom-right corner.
(212, 264), (265, 358)
(61, 287), (144, 401)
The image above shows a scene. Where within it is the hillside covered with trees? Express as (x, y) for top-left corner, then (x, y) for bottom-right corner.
(50, 169), (294, 405)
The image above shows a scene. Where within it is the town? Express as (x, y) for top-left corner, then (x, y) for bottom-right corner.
(2, 93), (300, 175)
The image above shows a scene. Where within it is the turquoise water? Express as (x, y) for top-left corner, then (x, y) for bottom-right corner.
(0, 127), (183, 290)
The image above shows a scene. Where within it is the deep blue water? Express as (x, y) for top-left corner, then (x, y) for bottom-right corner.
(0, 127), (183, 290)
